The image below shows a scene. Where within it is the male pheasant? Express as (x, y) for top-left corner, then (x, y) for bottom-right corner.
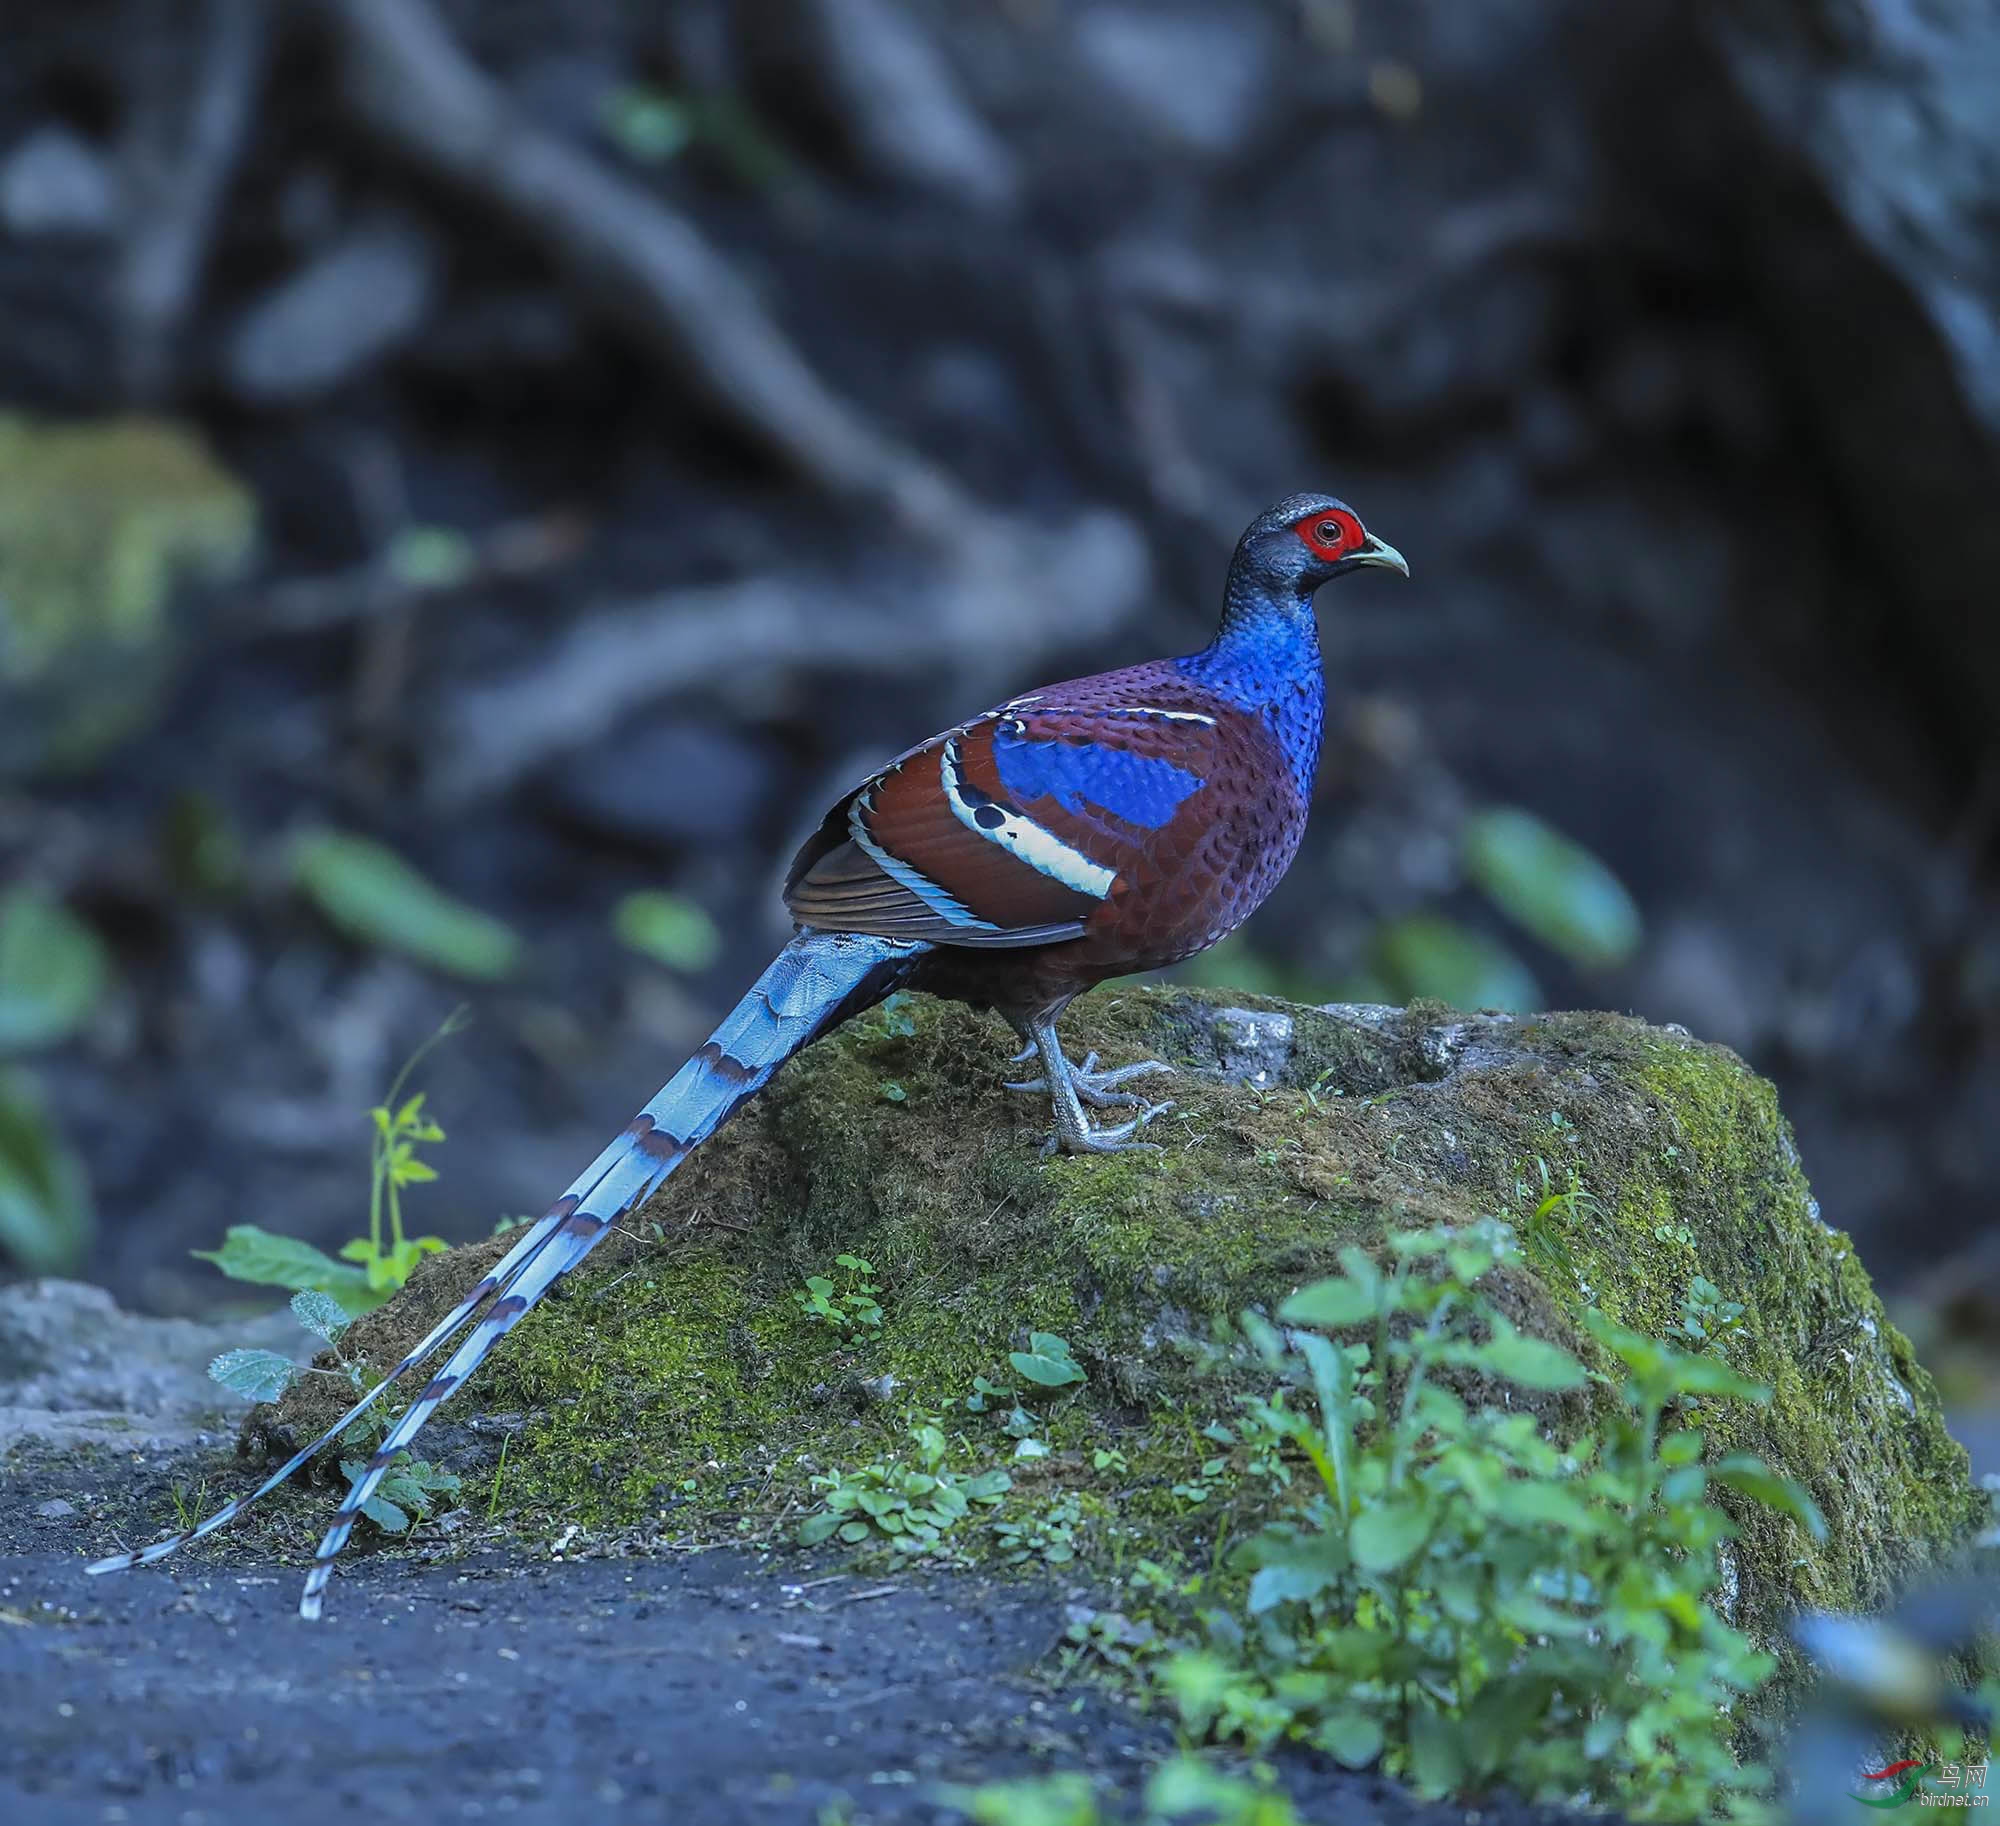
(88, 492), (1406, 1616)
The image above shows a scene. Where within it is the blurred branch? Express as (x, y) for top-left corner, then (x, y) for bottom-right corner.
(752, 0), (1020, 210)
(426, 512), (1150, 807)
(1105, 191), (1580, 355)
(314, 0), (970, 538)
(116, 0), (269, 395)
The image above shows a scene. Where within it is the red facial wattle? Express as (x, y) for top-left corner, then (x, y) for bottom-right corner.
(1295, 509), (1361, 562)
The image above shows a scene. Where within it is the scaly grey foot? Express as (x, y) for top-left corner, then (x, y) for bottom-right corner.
(1004, 1049), (1175, 1109)
(1011, 1021), (1175, 1154)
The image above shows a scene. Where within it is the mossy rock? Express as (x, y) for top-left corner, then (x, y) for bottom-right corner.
(0, 412), (255, 773)
(270, 986), (1980, 1646)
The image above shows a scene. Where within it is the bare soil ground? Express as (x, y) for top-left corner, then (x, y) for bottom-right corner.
(0, 1449), (1604, 1826)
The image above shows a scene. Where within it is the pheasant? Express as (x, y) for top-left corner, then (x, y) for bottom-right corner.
(87, 492), (1406, 1616)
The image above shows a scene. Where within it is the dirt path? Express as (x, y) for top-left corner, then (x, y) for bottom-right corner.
(0, 1540), (1599, 1826)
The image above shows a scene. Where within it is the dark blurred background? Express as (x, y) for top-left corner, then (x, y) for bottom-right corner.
(0, 0), (1993, 1455)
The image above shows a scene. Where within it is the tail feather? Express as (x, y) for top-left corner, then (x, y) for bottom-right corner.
(92, 931), (927, 1613)
(82, 1198), (588, 1577)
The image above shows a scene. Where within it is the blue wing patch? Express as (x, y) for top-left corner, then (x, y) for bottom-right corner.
(991, 726), (1204, 831)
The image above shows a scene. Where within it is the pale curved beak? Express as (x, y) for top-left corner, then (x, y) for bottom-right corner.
(1354, 534), (1409, 577)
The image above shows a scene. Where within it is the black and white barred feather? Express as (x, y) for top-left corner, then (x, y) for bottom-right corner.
(88, 931), (927, 1618)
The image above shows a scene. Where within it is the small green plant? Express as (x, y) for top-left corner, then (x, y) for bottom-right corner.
(486, 1433), (512, 1522)
(963, 1373), (1044, 1449)
(1010, 1331), (1085, 1389)
(1679, 1274), (1750, 1359)
(208, 1288), (358, 1405)
(1164, 1219), (1821, 1821)
(1171, 1454), (1231, 1510)
(1514, 1160), (1602, 1292)
(942, 1756), (1301, 1826)
(992, 1493), (1087, 1566)
(197, 1012), (473, 1545)
(797, 1419), (1010, 1552)
(334, 1452), (461, 1536)
(168, 1478), (212, 1532)
(195, 1010), (467, 1314)
(353, 1091), (450, 1293)
(203, 1289), (457, 1537)
(964, 1374), (1014, 1413)
(792, 1254), (883, 1330)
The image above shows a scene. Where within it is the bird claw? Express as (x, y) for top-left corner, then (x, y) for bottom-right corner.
(1007, 1021), (1176, 1156)
(1050, 1097), (1176, 1155)
(1005, 1054), (1174, 1109)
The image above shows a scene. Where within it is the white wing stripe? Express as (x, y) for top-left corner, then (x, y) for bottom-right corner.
(941, 739), (1116, 900)
(1103, 706), (1216, 725)
(1000, 699), (1213, 728)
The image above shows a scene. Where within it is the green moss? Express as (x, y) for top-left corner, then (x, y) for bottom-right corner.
(0, 412), (255, 770)
(278, 988), (1981, 1646)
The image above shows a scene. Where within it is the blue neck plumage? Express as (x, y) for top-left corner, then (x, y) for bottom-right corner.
(1177, 579), (1326, 799)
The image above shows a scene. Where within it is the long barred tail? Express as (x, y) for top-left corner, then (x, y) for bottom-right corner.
(88, 931), (929, 1618)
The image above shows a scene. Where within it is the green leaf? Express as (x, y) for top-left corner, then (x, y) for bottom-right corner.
(208, 1347), (298, 1403)
(1661, 1463), (1709, 1507)
(1659, 1427), (1705, 1465)
(1475, 1326), (1588, 1392)
(1246, 1532), (1347, 1613)
(963, 1470), (1013, 1501)
(0, 889), (109, 1053)
(1582, 1308), (1670, 1380)
(1010, 1334), (1085, 1388)
(1317, 1710), (1385, 1770)
(1350, 1499), (1430, 1573)
(1406, 1706), (1467, 1798)
(0, 1069), (93, 1272)
(1369, 913), (1542, 1013)
(288, 1289), (351, 1344)
(291, 828), (521, 981)
(193, 1223), (383, 1315)
(1463, 805), (1642, 971)
(339, 1462), (414, 1536)
(613, 891), (721, 973)
(1710, 1453), (1828, 1540)
(1487, 1478), (1596, 1533)
(1670, 1356), (1773, 1404)
(374, 1460), (458, 1520)
(384, 525), (476, 591)
(797, 1510), (841, 1546)
(601, 86), (695, 164)
(1279, 1273), (1378, 1328)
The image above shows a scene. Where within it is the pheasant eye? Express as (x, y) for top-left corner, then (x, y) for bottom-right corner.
(1314, 519), (1344, 549)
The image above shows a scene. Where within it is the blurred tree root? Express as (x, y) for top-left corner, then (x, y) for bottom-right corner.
(314, 0), (968, 541)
